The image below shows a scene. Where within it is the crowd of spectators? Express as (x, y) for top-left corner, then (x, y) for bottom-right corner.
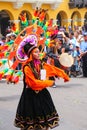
(44, 25), (87, 78)
(0, 24), (87, 78)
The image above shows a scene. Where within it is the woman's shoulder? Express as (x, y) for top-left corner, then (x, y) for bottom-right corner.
(23, 62), (32, 72)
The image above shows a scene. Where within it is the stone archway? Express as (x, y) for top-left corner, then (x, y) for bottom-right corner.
(56, 11), (68, 29)
(0, 10), (13, 36)
(84, 12), (87, 24)
(57, 13), (61, 27)
(84, 12), (87, 32)
(71, 11), (81, 30)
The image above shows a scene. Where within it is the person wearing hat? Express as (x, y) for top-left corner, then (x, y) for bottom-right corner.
(0, 36), (6, 46)
(14, 36), (70, 130)
(80, 32), (87, 77)
(69, 42), (81, 77)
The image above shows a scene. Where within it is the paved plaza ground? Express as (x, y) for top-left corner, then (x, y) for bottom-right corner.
(0, 77), (87, 130)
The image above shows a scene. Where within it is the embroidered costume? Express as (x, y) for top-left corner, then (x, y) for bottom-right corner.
(14, 58), (69, 130)
(13, 8), (70, 129)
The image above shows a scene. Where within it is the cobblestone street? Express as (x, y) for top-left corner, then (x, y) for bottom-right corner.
(0, 77), (87, 130)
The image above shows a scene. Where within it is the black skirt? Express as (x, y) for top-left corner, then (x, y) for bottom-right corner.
(14, 87), (59, 130)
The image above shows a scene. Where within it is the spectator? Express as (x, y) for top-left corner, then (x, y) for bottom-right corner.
(0, 36), (6, 46)
(80, 32), (87, 77)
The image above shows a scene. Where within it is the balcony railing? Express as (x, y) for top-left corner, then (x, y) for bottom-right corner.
(68, 0), (87, 9)
(84, 0), (87, 7)
(68, 1), (76, 8)
(0, 0), (63, 9)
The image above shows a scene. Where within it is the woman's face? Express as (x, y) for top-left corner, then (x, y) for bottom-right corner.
(32, 48), (40, 60)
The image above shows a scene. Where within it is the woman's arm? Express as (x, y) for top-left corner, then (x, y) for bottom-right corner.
(24, 66), (54, 91)
(43, 62), (70, 82)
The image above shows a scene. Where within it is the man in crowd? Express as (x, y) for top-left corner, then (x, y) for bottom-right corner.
(80, 32), (87, 77)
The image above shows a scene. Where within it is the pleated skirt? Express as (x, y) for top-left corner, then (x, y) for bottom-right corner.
(14, 87), (59, 130)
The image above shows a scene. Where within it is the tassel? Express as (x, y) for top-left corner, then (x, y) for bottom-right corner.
(0, 72), (4, 80)
(12, 71), (22, 84)
(0, 59), (8, 66)
(0, 52), (4, 58)
(0, 68), (9, 80)
(6, 69), (14, 83)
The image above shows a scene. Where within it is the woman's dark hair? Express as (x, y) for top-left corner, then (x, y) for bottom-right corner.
(38, 45), (42, 51)
(23, 42), (37, 57)
(23, 43), (30, 55)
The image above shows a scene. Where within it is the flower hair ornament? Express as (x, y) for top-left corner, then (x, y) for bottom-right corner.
(16, 34), (38, 62)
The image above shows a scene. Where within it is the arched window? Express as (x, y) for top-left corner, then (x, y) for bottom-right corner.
(0, 10), (10, 36)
